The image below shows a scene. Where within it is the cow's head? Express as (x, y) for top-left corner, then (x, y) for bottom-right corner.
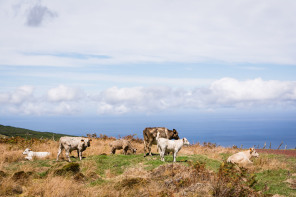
(182, 138), (190, 146)
(168, 129), (180, 140)
(23, 148), (31, 155)
(81, 138), (92, 147)
(132, 148), (137, 154)
(249, 148), (259, 157)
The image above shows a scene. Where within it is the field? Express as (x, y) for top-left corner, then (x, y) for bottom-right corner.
(0, 135), (296, 197)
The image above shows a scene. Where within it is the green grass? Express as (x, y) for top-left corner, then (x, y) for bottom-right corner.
(91, 154), (146, 176)
(188, 155), (222, 172)
(220, 152), (232, 161)
(3, 150), (295, 196)
(87, 154), (222, 176)
(255, 169), (295, 196)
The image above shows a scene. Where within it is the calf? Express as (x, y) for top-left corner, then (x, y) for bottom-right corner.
(227, 148), (259, 164)
(23, 148), (50, 161)
(156, 132), (190, 162)
(56, 137), (91, 162)
(109, 139), (137, 155)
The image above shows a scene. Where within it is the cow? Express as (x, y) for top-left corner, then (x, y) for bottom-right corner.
(109, 139), (137, 155)
(56, 137), (92, 162)
(227, 148), (259, 165)
(143, 127), (179, 157)
(156, 132), (190, 162)
(22, 148), (50, 161)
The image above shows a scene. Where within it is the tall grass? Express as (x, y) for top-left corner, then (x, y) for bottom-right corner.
(0, 135), (295, 196)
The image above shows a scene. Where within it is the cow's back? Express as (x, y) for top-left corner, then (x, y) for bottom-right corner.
(110, 140), (124, 149)
(143, 127), (168, 144)
(59, 137), (81, 150)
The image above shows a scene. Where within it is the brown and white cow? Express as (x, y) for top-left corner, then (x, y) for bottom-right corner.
(143, 127), (179, 156)
(57, 137), (92, 162)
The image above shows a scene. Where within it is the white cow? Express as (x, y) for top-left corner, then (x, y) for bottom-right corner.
(227, 148), (259, 164)
(23, 148), (50, 160)
(56, 137), (92, 162)
(156, 132), (190, 162)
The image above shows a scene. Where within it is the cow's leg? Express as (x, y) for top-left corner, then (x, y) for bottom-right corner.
(65, 149), (71, 162)
(111, 147), (116, 154)
(157, 144), (161, 154)
(79, 151), (82, 160)
(123, 146), (128, 155)
(160, 151), (165, 162)
(148, 139), (153, 156)
(56, 145), (63, 161)
(143, 141), (148, 157)
(173, 151), (178, 162)
(25, 156), (32, 160)
(77, 150), (80, 158)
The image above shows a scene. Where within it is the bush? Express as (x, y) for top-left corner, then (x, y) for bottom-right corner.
(212, 162), (259, 197)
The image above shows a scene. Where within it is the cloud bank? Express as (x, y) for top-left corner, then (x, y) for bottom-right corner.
(1, 0), (296, 66)
(0, 78), (295, 116)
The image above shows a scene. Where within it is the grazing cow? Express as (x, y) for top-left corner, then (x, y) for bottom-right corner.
(56, 137), (92, 162)
(143, 127), (180, 157)
(109, 139), (137, 155)
(22, 148), (50, 161)
(227, 148), (259, 164)
(156, 132), (190, 162)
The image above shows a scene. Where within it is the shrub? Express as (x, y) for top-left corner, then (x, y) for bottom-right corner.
(212, 162), (259, 197)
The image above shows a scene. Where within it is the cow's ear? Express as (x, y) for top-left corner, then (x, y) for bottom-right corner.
(183, 138), (185, 142)
(81, 139), (84, 142)
(249, 148), (253, 153)
(173, 129), (176, 133)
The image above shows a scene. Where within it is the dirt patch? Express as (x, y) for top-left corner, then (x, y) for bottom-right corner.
(11, 171), (34, 184)
(54, 162), (80, 176)
(257, 149), (296, 157)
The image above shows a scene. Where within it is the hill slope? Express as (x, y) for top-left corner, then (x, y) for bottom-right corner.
(0, 124), (74, 139)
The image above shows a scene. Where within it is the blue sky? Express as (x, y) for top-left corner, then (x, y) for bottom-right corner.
(0, 0), (296, 142)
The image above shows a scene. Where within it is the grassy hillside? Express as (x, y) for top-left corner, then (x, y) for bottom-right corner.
(0, 124), (73, 140)
(0, 135), (295, 196)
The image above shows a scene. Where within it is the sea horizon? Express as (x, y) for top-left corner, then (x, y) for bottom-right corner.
(2, 112), (296, 150)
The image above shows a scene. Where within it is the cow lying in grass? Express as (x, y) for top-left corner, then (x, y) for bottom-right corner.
(156, 132), (190, 162)
(23, 148), (50, 161)
(227, 148), (259, 165)
(109, 139), (137, 155)
(57, 137), (92, 162)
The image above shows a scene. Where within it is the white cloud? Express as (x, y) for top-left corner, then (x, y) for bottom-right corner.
(47, 85), (82, 102)
(0, 79), (296, 115)
(0, 85), (34, 104)
(93, 78), (296, 114)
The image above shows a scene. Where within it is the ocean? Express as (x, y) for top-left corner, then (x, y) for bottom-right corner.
(2, 113), (296, 149)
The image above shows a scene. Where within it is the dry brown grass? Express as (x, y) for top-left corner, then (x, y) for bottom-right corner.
(181, 144), (237, 161)
(0, 136), (294, 196)
(25, 176), (91, 197)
